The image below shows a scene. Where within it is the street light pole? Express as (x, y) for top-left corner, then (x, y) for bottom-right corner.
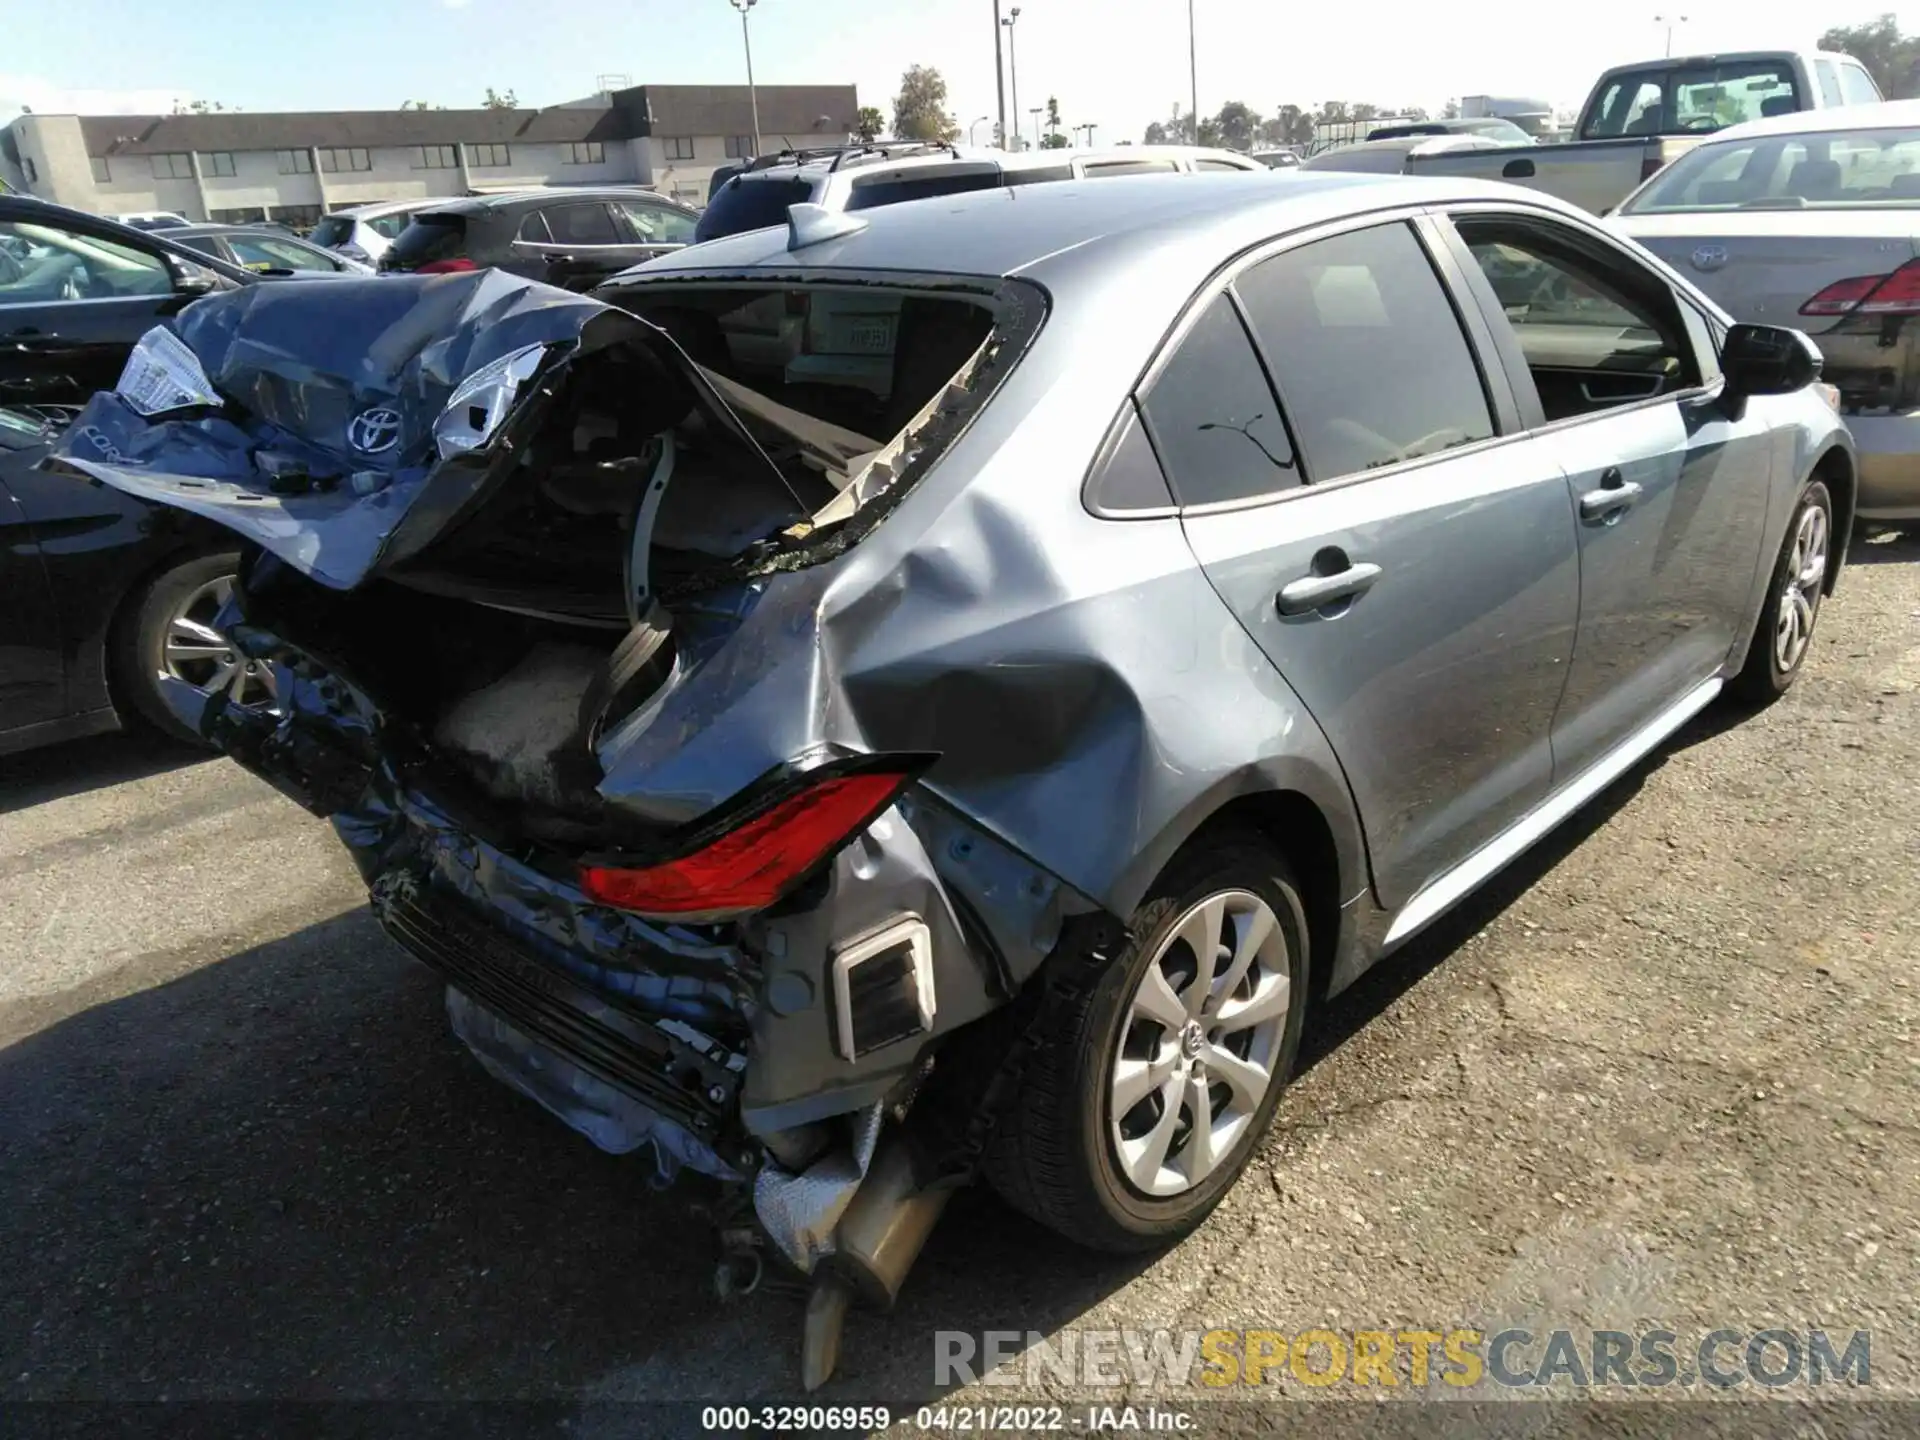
(970, 114), (991, 146)
(1029, 105), (1043, 150)
(1002, 8), (1023, 149)
(992, 1), (1008, 151)
(1188, 0), (1199, 144)
(1653, 12), (1687, 57)
(731, 0), (761, 154)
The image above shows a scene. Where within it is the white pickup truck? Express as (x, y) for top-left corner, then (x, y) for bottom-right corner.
(1407, 49), (1883, 213)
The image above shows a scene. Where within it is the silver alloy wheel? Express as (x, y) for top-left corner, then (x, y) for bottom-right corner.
(1775, 502), (1829, 674)
(161, 575), (276, 708)
(1109, 890), (1292, 1197)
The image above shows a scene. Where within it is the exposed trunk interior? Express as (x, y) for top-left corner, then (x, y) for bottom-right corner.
(248, 282), (997, 843)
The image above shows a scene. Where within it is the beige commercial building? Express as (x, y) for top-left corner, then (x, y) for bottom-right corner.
(0, 84), (859, 224)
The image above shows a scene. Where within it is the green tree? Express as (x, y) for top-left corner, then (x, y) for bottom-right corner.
(1261, 104), (1312, 146)
(1441, 98), (1462, 120)
(172, 99), (236, 114)
(1041, 132), (1070, 149)
(400, 99), (447, 111)
(482, 87), (519, 110)
(1212, 100), (1260, 152)
(853, 106), (886, 142)
(892, 65), (959, 142)
(1821, 15), (1920, 97)
(1044, 95), (1062, 141)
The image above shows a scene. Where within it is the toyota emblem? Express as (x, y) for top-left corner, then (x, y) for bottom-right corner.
(1690, 245), (1730, 273)
(347, 407), (403, 455)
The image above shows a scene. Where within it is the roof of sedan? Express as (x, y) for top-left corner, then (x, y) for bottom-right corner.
(632, 170), (1545, 288)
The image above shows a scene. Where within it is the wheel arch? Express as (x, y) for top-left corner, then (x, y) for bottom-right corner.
(99, 539), (241, 719)
(1810, 444), (1854, 594)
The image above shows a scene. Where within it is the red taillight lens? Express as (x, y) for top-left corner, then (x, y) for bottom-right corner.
(580, 769), (914, 917)
(1802, 259), (1920, 317)
(415, 258), (478, 274)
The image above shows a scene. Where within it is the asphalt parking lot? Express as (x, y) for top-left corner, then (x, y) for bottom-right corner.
(2, 530), (1918, 1423)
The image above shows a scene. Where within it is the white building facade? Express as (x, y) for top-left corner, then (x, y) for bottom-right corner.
(0, 85), (859, 223)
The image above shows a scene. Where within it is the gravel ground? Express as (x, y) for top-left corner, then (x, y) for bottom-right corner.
(1, 530), (1917, 1428)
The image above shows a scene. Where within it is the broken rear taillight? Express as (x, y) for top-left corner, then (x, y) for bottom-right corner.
(1802, 259), (1920, 317)
(579, 765), (922, 917)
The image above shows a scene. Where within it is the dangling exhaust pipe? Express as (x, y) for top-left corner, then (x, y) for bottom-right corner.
(800, 1136), (956, 1390)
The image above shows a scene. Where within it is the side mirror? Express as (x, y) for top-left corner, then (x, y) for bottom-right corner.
(170, 265), (219, 297)
(1722, 322), (1822, 399)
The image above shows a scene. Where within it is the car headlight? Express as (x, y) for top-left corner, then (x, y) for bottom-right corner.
(432, 343), (547, 459)
(116, 326), (221, 417)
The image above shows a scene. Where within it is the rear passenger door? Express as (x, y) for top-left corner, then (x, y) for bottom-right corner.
(1434, 207), (1774, 780)
(510, 201), (633, 291)
(1169, 217), (1581, 912)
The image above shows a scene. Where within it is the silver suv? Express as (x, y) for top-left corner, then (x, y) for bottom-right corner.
(694, 140), (1265, 242)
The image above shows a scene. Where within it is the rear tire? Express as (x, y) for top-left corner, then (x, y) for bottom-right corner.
(983, 830), (1309, 1252)
(1730, 481), (1831, 706)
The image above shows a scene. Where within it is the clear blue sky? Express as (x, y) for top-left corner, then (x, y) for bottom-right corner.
(5, 0), (1914, 144)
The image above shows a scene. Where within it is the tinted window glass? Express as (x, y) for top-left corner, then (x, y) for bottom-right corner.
(1586, 62), (1800, 137)
(310, 215), (353, 248)
(696, 177), (814, 242)
(1235, 223), (1492, 481)
(1839, 63), (1883, 106)
(228, 235), (336, 272)
(368, 214), (415, 240)
(1087, 404), (1176, 512)
(516, 211), (552, 244)
(544, 203), (619, 245)
(1138, 293), (1299, 506)
(1003, 164), (1075, 186)
(845, 168), (1004, 211)
(384, 215), (468, 268)
(1084, 160), (1179, 176)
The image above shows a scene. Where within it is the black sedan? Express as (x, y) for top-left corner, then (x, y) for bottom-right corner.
(0, 404), (264, 755)
(1, 194), (264, 407)
(161, 224), (373, 276)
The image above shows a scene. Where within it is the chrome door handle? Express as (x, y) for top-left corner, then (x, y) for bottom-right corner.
(1578, 473), (1643, 521)
(1276, 562), (1383, 616)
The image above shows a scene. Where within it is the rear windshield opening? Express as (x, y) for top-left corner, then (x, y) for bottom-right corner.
(310, 215), (353, 248)
(843, 166), (1004, 211)
(1585, 62), (1800, 139)
(384, 214), (469, 268)
(694, 178), (814, 243)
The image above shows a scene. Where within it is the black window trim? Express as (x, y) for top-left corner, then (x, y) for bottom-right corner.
(1083, 202), (1526, 522)
(1428, 199), (1722, 443)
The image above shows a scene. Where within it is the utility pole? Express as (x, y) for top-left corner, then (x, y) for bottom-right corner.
(1002, 7), (1023, 149)
(731, 0), (761, 154)
(1188, 0), (1199, 144)
(1030, 105), (1044, 150)
(1654, 12), (1687, 57)
(992, 1), (1008, 150)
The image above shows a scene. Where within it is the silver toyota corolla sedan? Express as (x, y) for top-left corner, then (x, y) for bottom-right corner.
(48, 171), (1851, 1385)
(1612, 98), (1920, 525)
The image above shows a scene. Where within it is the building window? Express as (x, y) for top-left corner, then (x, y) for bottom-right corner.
(151, 153), (193, 179)
(90, 156), (111, 183)
(318, 147), (371, 173)
(725, 135), (756, 159)
(664, 136), (696, 160)
(211, 206), (268, 224)
(204, 151), (236, 178)
(412, 144), (459, 170)
(277, 149), (314, 175)
(468, 143), (510, 168)
(566, 141), (606, 165)
(270, 203), (323, 229)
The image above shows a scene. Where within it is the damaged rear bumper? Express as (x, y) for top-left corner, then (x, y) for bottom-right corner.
(184, 606), (1012, 1200)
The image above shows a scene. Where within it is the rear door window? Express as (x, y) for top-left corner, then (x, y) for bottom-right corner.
(613, 200), (697, 244)
(1003, 164), (1075, 187)
(1137, 292), (1300, 506)
(1233, 222), (1494, 481)
(844, 167), (1004, 211)
(695, 177), (814, 242)
(1084, 159), (1180, 177)
(542, 203), (621, 246)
